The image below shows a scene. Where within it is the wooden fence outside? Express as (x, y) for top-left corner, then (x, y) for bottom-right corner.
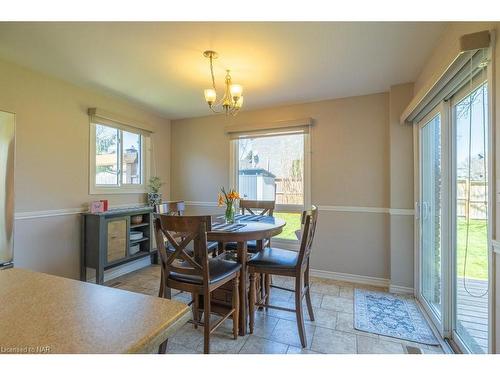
(457, 179), (488, 220)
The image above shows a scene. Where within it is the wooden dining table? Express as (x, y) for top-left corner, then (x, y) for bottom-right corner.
(207, 214), (286, 336)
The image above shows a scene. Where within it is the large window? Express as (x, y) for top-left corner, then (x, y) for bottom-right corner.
(90, 122), (149, 194)
(232, 130), (309, 242)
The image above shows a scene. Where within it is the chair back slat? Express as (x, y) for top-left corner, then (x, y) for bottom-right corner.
(239, 199), (275, 216)
(154, 215), (211, 285)
(297, 205), (318, 267)
(163, 231), (202, 270)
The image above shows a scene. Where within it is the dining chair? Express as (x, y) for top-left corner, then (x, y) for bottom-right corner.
(154, 215), (241, 354)
(224, 199), (276, 303)
(224, 199), (276, 252)
(247, 206), (318, 348)
(155, 200), (186, 215)
(155, 201), (218, 298)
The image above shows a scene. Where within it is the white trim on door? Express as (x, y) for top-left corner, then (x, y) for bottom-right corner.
(492, 240), (500, 255)
(415, 103), (448, 335)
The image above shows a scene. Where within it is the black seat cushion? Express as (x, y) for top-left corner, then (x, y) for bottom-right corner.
(225, 240), (257, 252)
(247, 247), (298, 270)
(168, 257), (241, 285)
(225, 240), (270, 253)
(166, 241), (218, 254)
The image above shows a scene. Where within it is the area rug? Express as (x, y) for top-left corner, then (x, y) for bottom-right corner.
(354, 289), (439, 345)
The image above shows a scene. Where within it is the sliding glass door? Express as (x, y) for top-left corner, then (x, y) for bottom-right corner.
(452, 82), (489, 354)
(416, 79), (491, 353)
(418, 108), (445, 331)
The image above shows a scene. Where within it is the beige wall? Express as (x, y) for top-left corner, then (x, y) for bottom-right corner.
(172, 93), (395, 280)
(0, 58), (171, 278)
(411, 22), (500, 352)
(389, 83), (415, 290)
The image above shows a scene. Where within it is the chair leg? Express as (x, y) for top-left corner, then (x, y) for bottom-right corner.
(158, 338), (168, 354)
(233, 275), (240, 339)
(158, 268), (164, 298)
(259, 273), (265, 309)
(164, 287), (171, 299)
(304, 263), (315, 321)
(264, 274), (271, 310)
(295, 274), (307, 348)
(203, 291), (211, 354)
(192, 293), (200, 329)
(249, 273), (256, 334)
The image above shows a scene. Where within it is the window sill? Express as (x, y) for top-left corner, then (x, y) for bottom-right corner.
(89, 186), (147, 195)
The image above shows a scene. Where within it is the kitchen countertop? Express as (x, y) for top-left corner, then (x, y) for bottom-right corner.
(0, 268), (190, 354)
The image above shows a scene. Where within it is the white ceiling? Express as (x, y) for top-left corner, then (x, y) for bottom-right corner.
(0, 22), (447, 119)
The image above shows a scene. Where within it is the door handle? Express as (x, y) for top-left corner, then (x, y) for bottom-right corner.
(422, 202), (429, 220)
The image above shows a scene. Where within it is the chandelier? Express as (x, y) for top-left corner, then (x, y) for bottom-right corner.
(203, 50), (244, 115)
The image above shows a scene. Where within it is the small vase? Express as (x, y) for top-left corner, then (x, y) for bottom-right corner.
(225, 203), (235, 224)
(147, 192), (162, 207)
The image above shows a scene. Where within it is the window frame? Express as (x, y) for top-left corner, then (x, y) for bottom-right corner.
(89, 122), (151, 195)
(229, 129), (311, 247)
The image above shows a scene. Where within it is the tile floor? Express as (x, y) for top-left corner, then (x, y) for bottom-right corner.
(106, 265), (445, 354)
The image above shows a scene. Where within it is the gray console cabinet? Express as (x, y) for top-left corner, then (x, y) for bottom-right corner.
(81, 206), (157, 284)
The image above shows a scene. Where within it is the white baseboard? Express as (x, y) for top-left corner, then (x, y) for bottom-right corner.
(87, 257), (152, 283)
(389, 284), (414, 295)
(310, 269), (390, 288)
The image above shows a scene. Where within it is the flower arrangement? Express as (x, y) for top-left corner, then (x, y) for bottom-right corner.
(218, 187), (240, 224)
(148, 176), (163, 194)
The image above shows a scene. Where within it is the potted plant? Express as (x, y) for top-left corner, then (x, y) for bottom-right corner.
(147, 176), (163, 206)
(218, 187), (240, 224)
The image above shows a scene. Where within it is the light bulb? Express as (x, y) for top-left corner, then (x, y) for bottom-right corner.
(230, 84), (243, 100)
(204, 88), (216, 105)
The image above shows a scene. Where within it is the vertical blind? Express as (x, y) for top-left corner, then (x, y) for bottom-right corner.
(401, 30), (492, 125)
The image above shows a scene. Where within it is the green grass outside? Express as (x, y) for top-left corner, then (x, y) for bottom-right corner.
(274, 212), (301, 240)
(457, 218), (488, 280)
(271, 214), (489, 279)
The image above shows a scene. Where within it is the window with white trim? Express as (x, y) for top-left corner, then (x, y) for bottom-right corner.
(230, 125), (311, 243)
(89, 121), (150, 194)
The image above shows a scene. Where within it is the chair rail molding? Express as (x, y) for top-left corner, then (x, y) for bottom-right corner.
(17, 202), (416, 220)
(184, 201), (415, 215)
(184, 201), (219, 207)
(15, 203), (149, 220)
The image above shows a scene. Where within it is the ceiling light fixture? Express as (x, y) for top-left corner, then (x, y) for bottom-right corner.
(203, 50), (243, 116)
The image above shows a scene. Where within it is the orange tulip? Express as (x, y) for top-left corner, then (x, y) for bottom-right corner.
(218, 187), (240, 205)
(217, 193), (225, 207)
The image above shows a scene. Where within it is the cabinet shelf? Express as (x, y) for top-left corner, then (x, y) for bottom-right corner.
(130, 222), (150, 229)
(130, 237), (149, 244)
